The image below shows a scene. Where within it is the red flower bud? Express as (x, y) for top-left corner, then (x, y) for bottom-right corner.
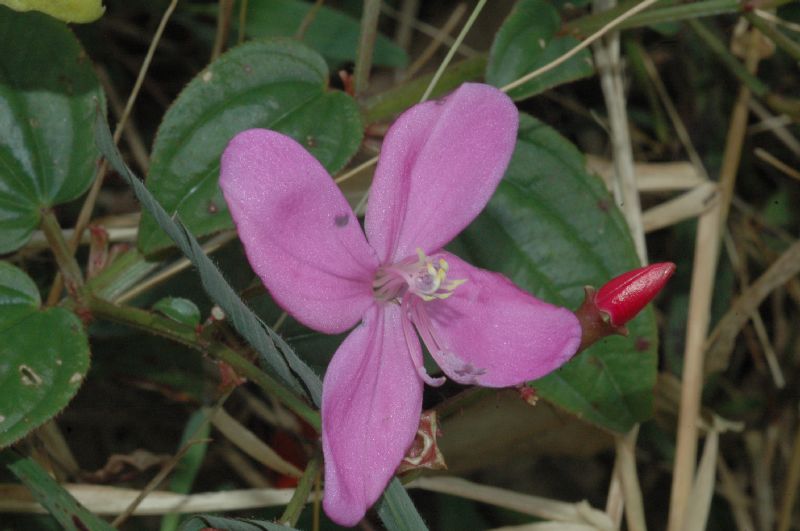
(595, 262), (676, 327)
(573, 262), (675, 354)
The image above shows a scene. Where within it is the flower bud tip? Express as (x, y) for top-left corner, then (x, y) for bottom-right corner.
(595, 262), (676, 327)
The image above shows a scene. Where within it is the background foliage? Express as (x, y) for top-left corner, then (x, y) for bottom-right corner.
(1, 0), (799, 529)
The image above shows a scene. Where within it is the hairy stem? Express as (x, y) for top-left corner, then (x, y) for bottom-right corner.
(40, 209), (85, 302)
(280, 455), (321, 526)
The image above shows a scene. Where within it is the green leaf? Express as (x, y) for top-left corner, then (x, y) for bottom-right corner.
(95, 109), (323, 406)
(245, 0), (408, 68)
(180, 515), (298, 531)
(377, 479), (429, 531)
(0, 0), (104, 23)
(0, 9), (104, 253)
(0, 262), (90, 447)
(138, 39), (363, 254)
(153, 297), (201, 327)
(2, 451), (114, 530)
(486, 0), (594, 100)
(160, 410), (211, 531)
(456, 114), (657, 432)
(97, 104), (431, 531)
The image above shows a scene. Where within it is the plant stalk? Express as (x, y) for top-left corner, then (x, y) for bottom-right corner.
(86, 296), (321, 431)
(40, 209), (85, 302)
(354, 0), (381, 96)
(280, 455), (321, 526)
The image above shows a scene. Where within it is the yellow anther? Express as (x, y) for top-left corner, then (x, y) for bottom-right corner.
(374, 248), (466, 302)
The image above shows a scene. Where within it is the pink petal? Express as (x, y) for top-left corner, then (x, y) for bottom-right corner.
(220, 129), (378, 334)
(322, 304), (424, 526)
(365, 83), (519, 264)
(425, 253), (581, 387)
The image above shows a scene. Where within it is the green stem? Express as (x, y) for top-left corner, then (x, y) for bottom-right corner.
(354, 0), (381, 96)
(87, 296), (321, 431)
(419, 0), (487, 102)
(687, 18), (769, 97)
(563, 0), (795, 37)
(280, 455), (321, 526)
(687, 18), (800, 120)
(40, 209), (85, 301)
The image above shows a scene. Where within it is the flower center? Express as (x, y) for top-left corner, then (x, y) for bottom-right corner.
(372, 249), (471, 387)
(372, 248), (465, 302)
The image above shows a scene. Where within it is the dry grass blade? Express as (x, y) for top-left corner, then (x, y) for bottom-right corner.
(587, 157), (705, 192)
(754, 147), (800, 182)
(501, 0), (660, 94)
(615, 427), (647, 531)
(115, 230), (237, 303)
(642, 181), (719, 233)
(717, 456), (756, 531)
(491, 523), (601, 531)
(667, 201), (722, 531)
(593, 0), (647, 264)
(384, 0), (478, 58)
(705, 238), (800, 374)
(0, 484), (301, 515)
(748, 99), (800, 157)
(410, 476), (614, 529)
(746, 431), (776, 531)
(110, 441), (202, 527)
(402, 3), (467, 80)
(683, 425), (719, 531)
(778, 414), (800, 531)
(206, 407), (303, 478)
(668, 26), (763, 531)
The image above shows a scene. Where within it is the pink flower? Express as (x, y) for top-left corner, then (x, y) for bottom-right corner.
(219, 83), (581, 526)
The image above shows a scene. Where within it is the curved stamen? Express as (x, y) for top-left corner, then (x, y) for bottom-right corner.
(401, 295), (445, 387)
(372, 249), (469, 386)
(409, 296), (486, 385)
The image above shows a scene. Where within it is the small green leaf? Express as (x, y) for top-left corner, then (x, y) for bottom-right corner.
(0, 9), (104, 253)
(377, 479), (429, 531)
(245, 0), (408, 68)
(2, 451), (114, 530)
(0, 262), (91, 447)
(160, 410), (211, 531)
(153, 297), (201, 327)
(486, 0), (594, 100)
(456, 114), (657, 432)
(0, 0), (104, 23)
(180, 515), (298, 531)
(138, 39), (363, 254)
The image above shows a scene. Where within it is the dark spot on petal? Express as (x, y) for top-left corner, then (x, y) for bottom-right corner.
(635, 337), (651, 351)
(435, 96), (448, 106)
(334, 214), (349, 227)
